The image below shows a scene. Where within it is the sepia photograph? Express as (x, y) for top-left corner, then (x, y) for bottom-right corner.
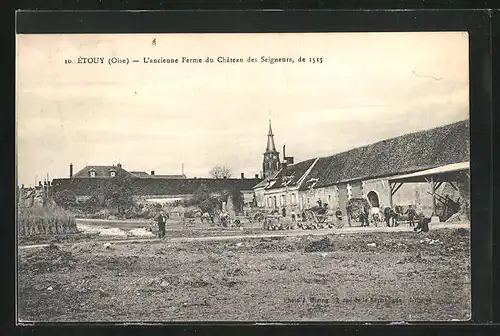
(16, 32), (470, 322)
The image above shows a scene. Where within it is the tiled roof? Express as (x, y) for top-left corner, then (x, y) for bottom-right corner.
(266, 158), (317, 190)
(72, 165), (136, 179)
(298, 120), (470, 190)
(148, 174), (187, 179)
(253, 171), (279, 189)
(52, 177), (263, 196)
(130, 171), (151, 178)
(130, 172), (187, 179)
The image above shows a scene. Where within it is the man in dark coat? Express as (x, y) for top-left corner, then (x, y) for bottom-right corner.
(405, 205), (417, 227)
(384, 207), (392, 227)
(414, 215), (430, 233)
(154, 211), (169, 238)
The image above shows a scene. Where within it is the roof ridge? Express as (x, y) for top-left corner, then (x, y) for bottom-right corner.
(324, 119), (468, 160)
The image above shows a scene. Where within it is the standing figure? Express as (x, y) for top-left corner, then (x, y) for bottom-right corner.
(389, 208), (399, 227)
(335, 207), (343, 227)
(405, 205), (417, 227)
(282, 206), (287, 217)
(291, 210), (296, 222)
(359, 207), (369, 227)
(301, 211), (307, 222)
(384, 207), (392, 227)
(317, 199), (322, 208)
(155, 211), (169, 239)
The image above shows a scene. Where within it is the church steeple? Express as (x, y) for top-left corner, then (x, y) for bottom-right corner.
(262, 119), (280, 178)
(266, 119), (276, 152)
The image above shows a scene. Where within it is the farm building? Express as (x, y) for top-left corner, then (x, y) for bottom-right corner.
(51, 163), (262, 211)
(260, 120), (470, 221)
(260, 158), (318, 213)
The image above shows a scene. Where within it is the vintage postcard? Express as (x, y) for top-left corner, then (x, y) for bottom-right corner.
(16, 32), (470, 322)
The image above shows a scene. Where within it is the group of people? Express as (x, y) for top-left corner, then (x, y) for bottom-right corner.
(153, 200), (430, 239)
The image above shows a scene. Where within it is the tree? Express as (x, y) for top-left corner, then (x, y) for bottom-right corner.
(54, 189), (77, 208)
(209, 165), (232, 179)
(184, 184), (219, 213)
(92, 171), (135, 214)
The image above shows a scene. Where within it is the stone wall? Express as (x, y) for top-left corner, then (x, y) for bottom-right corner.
(299, 176), (465, 217)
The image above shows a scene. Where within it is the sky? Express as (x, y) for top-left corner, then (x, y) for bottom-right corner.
(16, 32), (469, 187)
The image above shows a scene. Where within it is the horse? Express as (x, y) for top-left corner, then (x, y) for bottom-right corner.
(370, 207), (383, 226)
(383, 206), (398, 227)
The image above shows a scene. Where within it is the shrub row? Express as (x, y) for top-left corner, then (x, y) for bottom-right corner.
(18, 205), (79, 236)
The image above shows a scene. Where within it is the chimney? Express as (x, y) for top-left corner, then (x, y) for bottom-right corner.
(283, 145), (286, 161)
(241, 173), (245, 179)
(151, 170), (155, 176)
(117, 163), (122, 169)
(70, 163), (73, 178)
(38, 181), (42, 187)
(255, 174), (259, 179)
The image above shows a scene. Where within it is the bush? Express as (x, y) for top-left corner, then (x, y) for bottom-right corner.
(53, 189), (77, 208)
(18, 205), (79, 236)
(81, 195), (100, 213)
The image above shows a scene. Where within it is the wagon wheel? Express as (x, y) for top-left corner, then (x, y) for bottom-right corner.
(306, 211), (316, 222)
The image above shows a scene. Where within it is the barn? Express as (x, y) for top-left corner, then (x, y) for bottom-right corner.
(299, 120), (470, 219)
(260, 120), (470, 221)
(259, 158), (318, 213)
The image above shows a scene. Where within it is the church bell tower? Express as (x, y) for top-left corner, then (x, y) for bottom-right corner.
(262, 119), (281, 178)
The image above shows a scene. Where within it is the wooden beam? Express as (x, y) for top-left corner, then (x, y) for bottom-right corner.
(392, 182), (403, 196)
(389, 182), (393, 207)
(431, 176), (436, 216)
(435, 182), (443, 191)
(448, 182), (459, 192)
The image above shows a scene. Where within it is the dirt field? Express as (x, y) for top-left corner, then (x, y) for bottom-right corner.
(17, 227), (470, 322)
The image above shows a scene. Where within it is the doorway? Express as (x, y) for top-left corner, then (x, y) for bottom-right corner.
(367, 191), (380, 208)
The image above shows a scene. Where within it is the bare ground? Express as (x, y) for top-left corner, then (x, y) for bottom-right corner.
(17, 227), (470, 322)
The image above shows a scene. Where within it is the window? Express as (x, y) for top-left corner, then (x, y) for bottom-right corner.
(291, 193), (297, 205)
(110, 171), (116, 177)
(268, 197), (272, 208)
(281, 195), (286, 206)
(89, 170), (96, 177)
(328, 195), (331, 204)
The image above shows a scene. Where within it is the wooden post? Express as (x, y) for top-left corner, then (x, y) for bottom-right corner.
(431, 176), (436, 216)
(389, 182), (393, 207)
